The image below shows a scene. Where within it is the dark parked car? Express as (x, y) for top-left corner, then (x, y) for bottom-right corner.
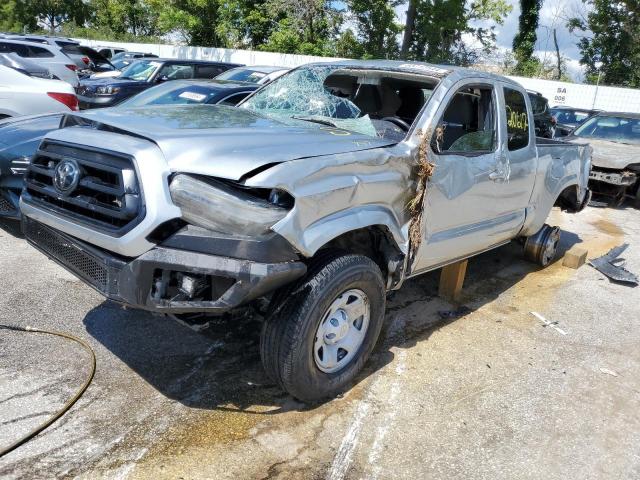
(77, 46), (115, 77)
(527, 90), (555, 138)
(104, 52), (159, 71)
(550, 106), (599, 137)
(0, 79), (258, 217)
(77, 59), (243, 109)
(111, 51), (157, 62)
(96, 46), (127, 59)
(0, 114), (62, 218)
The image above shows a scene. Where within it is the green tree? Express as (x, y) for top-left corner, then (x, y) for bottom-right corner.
(91, 0), (163, 37)
(569, 0), (640, 87)
(216, 0), (275, 48)
(147, 0), (222, 45)
(401, 0), (512, 65)
(512, 0), (543, 75)
(24, 0), (91, 33)
(259, 0), (343, 55)
(0, 1), (37, 33)
(335, 28), (364, 58)
(347, 0), (401, 58)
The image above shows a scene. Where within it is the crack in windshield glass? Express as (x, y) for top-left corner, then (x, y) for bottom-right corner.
(242, 65), (382, 137)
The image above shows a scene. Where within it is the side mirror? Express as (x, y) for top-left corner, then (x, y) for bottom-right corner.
(156, 75), (169, 83)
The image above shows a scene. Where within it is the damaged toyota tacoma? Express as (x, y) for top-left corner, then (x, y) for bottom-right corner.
(20, 61), (591, 401)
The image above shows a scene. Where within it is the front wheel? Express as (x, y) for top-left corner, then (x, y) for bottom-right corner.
(260, 253), (386, 402)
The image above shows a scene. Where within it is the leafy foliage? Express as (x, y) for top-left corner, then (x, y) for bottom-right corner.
(347, 0), (401, 59)
(569, 0), (640, 87)
(512, 0), (543, 75)
(401, 0), (512, 65)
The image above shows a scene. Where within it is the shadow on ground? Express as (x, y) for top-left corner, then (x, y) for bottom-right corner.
(0, 219), (23, 239)
(83, 229), (583, 415)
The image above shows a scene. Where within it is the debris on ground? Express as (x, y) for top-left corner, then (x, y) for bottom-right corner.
(600, 367), (619, 377)
(530, 311), (568, 335)
(438, 306), (471, 320)
(563, 245), (588, 269)
(589, 243), (639, 286)
(588, 199), (609, 208)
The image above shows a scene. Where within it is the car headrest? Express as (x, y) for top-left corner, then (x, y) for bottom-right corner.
(444, 94), (474, 126)
(353, 84), (382, 114)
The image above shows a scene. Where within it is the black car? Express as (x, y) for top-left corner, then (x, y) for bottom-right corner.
(76, 59), (243, 109)
(527, 90), (555, 138)
(0, 79), (258, 218)
(550, 106), (599, 137)
(0, 114), (62, 219)
(77, 46), (116, 77)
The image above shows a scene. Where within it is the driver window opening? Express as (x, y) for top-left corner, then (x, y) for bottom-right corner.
(431, 85), (496, 154)
(323, 73), (436, 141)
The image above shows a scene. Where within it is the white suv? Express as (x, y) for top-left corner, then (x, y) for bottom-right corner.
(0, 39), (79, 87)
(0, 64), (78, 118)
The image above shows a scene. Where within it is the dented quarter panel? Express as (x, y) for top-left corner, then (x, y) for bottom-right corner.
(520, 140), (591, 236)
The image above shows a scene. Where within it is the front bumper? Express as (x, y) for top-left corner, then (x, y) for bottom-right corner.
(589, 168), (637, 186)
(0, 173), (25, 219)
(77, 94), (119, 109)
(23, 217), (307, 314)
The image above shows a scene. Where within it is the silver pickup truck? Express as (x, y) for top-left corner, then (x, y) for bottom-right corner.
(20, 60), (591, 401)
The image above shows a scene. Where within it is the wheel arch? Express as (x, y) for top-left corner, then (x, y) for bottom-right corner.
(311, 224), (406, 290)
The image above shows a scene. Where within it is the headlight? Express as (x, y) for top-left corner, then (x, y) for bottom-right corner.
(96, 86), (120, 95)
(169, 174), (291, 236)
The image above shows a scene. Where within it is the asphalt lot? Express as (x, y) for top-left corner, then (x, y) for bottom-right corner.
(1, 203), (639, 479)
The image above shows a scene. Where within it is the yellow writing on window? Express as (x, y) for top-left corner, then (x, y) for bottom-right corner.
(506, 106), (529, 132)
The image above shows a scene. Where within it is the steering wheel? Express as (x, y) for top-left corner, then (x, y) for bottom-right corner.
(381, 116), (411, 131)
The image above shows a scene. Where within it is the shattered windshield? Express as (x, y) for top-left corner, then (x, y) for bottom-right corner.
(241, 64), (439, 139)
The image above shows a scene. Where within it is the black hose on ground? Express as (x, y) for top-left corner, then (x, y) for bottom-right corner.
(0, 324), (96, 458)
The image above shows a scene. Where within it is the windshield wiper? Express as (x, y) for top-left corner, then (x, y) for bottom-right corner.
(291, 115), (341, 128)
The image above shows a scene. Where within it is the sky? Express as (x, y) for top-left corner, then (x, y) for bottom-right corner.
(394, 0), (590, 81)
(493, 0), (588, 80)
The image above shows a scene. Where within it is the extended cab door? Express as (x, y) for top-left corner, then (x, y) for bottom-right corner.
(412, 79), (528, 273)
(494, 84), (538, 235)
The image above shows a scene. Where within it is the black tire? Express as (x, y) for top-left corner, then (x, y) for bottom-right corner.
(260, 253), (386, 402)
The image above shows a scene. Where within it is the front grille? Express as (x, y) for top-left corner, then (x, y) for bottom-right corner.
(24, 141), (143, 235)
(24, 217), (108, 290)
(77, 85), (93, 97)
(0, 196), (13, 212)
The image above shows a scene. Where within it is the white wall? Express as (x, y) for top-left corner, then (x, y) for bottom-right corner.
(507, 75), (640, 113)
(77, 38), (345, 69)
(78, 38), (640, 113)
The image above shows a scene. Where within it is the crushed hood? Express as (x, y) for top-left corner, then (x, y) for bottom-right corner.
(567, 137), (640, 170)
(63, 105), (396, 180)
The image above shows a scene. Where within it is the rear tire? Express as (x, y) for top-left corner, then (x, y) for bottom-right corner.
(260, 253), (386, 402)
